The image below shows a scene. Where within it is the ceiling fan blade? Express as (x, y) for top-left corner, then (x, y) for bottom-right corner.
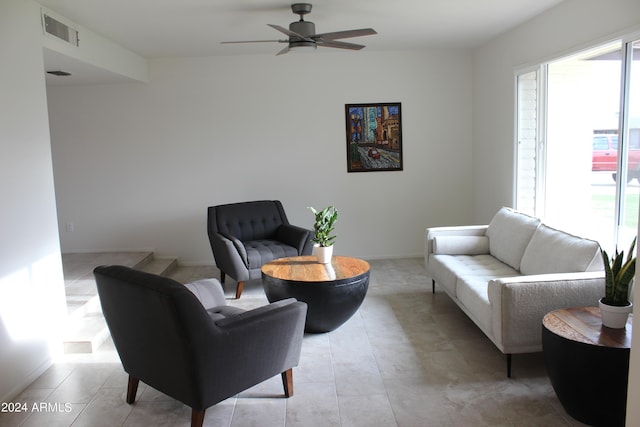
(314, 28), (377, 40)
(276, 46), (290, 56)
(267, 24), (312, 41)
(317, 40), (365, 50)
(221, 40), (285, 44)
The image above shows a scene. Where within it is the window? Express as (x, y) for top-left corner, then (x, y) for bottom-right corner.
(516, 38), (640, 252)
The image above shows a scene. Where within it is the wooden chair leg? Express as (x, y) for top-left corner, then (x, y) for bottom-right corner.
(281, 368), (293, 397)
(432, 279), (435, 294)
(235, 281), (245, 299)
(126, 375), (139, 404)
(506, 354), (513, 378)
(191, 408), (205, 427)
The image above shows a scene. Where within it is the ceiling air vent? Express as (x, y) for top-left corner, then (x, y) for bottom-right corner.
(42, 11), (79, 46)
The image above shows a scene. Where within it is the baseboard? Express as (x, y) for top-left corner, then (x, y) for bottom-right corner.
(176, 260), (217, 267)
(1, 357), (53, 402)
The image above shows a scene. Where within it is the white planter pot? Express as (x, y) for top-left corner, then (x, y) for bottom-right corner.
(313, 245), (333, 264)
(599, 298), (633, 329)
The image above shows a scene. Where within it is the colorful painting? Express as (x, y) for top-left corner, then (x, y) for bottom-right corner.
(345, 103), (403, 172)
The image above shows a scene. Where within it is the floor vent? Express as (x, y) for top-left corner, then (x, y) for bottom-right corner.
(42, 11), (79, 46)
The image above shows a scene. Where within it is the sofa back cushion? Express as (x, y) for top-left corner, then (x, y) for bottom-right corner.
(520, 224), (603, 275)
(486, 207), (541, 271)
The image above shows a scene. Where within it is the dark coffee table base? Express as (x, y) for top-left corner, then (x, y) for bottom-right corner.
(263, 273), (369, 333)
(542, 326), (629, 426)
(542, 308), (631, 427)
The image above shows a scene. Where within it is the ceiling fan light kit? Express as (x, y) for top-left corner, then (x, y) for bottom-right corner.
(222, 3), (376, 55)
(288, 42), (317, 54)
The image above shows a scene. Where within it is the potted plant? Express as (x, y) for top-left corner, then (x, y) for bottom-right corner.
(599, 237), (636, 328)
(308, 205), (338, 263)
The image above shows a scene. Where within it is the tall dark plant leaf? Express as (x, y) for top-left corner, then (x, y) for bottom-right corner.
(601, 237), (637, 306)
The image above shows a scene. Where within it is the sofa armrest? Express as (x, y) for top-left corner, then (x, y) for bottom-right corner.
(424, 225), (488, 271)
(487, 271), (605, 353)
(432, 235), (489, 255)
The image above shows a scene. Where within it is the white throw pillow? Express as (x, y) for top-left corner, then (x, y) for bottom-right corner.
(432, 236), (490, 255)
(486, 207), (541, 271)
(520, 223), (603, 275)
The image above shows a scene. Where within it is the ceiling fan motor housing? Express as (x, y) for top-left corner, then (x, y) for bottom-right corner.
(289, 20), (316, 47)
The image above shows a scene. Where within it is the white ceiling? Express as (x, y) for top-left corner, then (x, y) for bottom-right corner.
(38, 0), (563, 84)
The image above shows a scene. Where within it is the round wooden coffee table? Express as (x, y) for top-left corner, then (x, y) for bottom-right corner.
(542, 307), (632, 426)
(261, 255), (370, 333)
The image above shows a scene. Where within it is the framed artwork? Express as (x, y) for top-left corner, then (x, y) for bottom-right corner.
(345, 102), (403, 172)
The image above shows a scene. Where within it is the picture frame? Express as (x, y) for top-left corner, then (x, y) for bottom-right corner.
(345, 102), (403, 172)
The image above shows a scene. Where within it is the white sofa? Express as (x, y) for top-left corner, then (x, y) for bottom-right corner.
(424, 207), (604, 376)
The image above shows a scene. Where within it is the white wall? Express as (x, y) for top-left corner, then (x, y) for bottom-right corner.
(471, 0), (640, 424)
(0, 0), (66, 402)
(47, 49), (473, 264)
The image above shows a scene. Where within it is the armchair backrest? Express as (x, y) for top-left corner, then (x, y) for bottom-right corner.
(208, 200), (289, 241)
(94, 265), (214, 408)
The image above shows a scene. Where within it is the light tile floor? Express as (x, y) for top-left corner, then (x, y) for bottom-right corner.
(1, 257), (586, 427)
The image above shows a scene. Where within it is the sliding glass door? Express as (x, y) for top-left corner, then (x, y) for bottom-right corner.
(546, 42), (622, 250)
(516, 38), (640, 252)
(619, 41), (640, 251)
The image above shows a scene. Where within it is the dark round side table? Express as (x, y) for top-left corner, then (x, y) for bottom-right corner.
(261, 255), (370, 333)
(542, 307), (632, 427)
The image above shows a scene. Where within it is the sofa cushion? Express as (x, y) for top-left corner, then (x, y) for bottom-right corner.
(486, 207), (541, 271)
(429, 255), (463, 295)
(519, 224), (603, 275)
(244, 239), (299, 269)
(456, 275), (494, 334)
(429, 254), (519, 296)
(184, 278), (226, 309)
(432, 236), (490, 255)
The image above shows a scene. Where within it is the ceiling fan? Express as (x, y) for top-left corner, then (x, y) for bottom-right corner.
(222, 3), (377, 55)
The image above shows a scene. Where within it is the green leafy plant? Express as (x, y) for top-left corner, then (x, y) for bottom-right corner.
(308, 205), (338, 247)
(601, 237), (637, 306)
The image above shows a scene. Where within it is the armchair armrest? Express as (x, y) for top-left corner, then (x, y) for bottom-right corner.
(487, 271), (604, 353)
(276, 224), (312, 254)
(215, 298), (304, 329)
(213, 299), (307, 368)
(219, 232), (248, 264)
(209, 232), (250, 280)
(188, 299), (308, 399)
(177, 297), (307, 405)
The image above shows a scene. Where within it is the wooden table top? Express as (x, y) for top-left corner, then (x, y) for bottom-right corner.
(261, 255), (370, 283)
(543, 306), (632, 349)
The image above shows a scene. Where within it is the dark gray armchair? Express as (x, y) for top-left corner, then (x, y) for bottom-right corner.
(94, 265), (307, 427)
(207, 200), (313, 298)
